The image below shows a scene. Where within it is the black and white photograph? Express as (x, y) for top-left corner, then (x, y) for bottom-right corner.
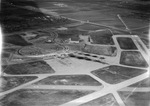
(0, 0), (150, 106)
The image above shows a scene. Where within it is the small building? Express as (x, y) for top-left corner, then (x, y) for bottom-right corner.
(79, 34), (91, 44)
(68, 36), (80, 43)
(57, 27), (68, 31)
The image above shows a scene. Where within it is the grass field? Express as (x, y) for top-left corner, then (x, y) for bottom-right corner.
(0, 76), (37, 92)
(129, 76), (150, 87)
(80, 93), (119, 106)
(120, 51), (148, 67)
(118, 91), (150, 106)
(117, 37), (137, 50)
(37, 0), (149, 46)
(0, 89), (93, 106)
(34, 75), (101, 86)
(91, 65), (147, 84)
(83, 45), (117, 56)
(76, 23), (105, 31)
(90, 30), (114, 45)
(4, 61), (55, 74)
